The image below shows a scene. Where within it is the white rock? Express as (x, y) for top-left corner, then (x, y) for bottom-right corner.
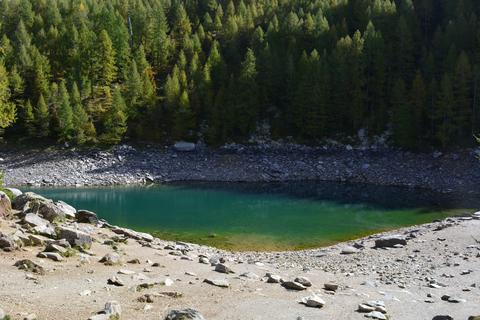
(300, 295), (326, 308)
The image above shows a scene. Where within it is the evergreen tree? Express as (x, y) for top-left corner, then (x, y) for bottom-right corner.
(101, 87), (127, 144)
(23, 100), (35, 137)
(0, 63), (16, 129)
(57, 81), (74, 141)
(71, 82), (95, 144)
(34, 94), (49, 138)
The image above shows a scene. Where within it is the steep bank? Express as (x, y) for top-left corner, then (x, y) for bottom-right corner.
(0, 191), (479, 320)
(1, 144), (479, 193)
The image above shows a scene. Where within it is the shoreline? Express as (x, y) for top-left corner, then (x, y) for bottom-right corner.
(0, 190), (479, 319)
(1, 144), (479, 194)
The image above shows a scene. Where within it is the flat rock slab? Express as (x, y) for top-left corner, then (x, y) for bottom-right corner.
(203, 278), (230, 288)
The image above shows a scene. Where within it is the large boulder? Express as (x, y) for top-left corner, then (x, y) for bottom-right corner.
(37, 201), (67, 222)
(0, 232), (17, 251)
(23, 213), (56, 237)
(12, 192), (48, 210)
(0, 191), (12, 218)
(374, 235), (407, 248)
(173, 141), (196, 152)
(57, 227), (93, 248)
(76, 210), (98, 224)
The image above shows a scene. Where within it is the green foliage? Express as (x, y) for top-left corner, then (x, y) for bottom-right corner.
(0, 0), (478, 148)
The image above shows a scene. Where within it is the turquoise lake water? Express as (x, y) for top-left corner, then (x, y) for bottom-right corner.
(29, 182), (476, 251)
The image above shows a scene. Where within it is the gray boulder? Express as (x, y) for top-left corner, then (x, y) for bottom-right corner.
(173, 141), (196, 152)
(99, 253), (121, 266)
(203, 278), (230, 288)
(111, 226), (153, 242)
(13, 192), (48, 210)
(0, 232), (16, 251)
(76, 210), (98, 224)
(58, 227), (93, 248)
(214, 263), (234, 274)
(375, 235), (407, 248)
(37, 252), (63, 261)
(165, 308), (205, 320)
(0, 191), (12, 218)
(14, 259), (45, 275)
(37, 201), (67, 222)
(55, 201), (76, 218)
(294, 277), (312, 287)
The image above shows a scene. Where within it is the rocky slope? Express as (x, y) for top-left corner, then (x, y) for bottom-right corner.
(0, 190), (479, 320)
(1, 144), (479, 193)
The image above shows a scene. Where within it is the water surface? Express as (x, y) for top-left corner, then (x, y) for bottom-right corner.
(30, 182), (477, 251)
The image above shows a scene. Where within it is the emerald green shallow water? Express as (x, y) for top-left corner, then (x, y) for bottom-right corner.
(30, 182), (475, 251)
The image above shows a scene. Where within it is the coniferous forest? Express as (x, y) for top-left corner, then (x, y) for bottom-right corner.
(0, 0), (479, 148)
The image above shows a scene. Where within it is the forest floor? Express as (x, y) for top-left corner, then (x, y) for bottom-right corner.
(0, 204), (479, 320)
(1, 143), (480, 193)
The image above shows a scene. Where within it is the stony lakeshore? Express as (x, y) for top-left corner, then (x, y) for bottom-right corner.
(1, 143), (480, 194)
(0, 190), (479, 320)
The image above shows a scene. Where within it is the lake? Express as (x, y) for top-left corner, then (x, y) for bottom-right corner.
(29, 182), (477, 251)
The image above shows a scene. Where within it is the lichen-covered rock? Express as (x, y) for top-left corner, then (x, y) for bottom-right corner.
(14, 259), (45, 275)
(12, 192), (48, 210)
(0, 191), (12, 218)
(54, 201), (76, 218)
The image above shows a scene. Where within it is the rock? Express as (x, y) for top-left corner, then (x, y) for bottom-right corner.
(14, 259), (45, 275)
(165, 308), (205, 320)
(91, 301), (121, 319)
(99, 253), (121, 266)
(432, 316), (453, 320)
(37, 201), (67, 222)
(163, 278), (174, 286)
(299, 295), (325, 308)
(0, 233), (16, 251)
(111, 226), (153, 242)
(199, 257), (209, 264)
(79, 289), (91, 296)
(358, 304), (376, 313)
(365, 311), (387, 319)
(173, 141), (196, 152)
(374, 235), (407, 248)
(58, 227), (92, 248)
(203, 278), (230, 288)
(23, 313), (37, 320)
(0, 307), (5, 319)
(0, 191), (12, 218)
(239, 272), (259, 280)
(54, 201), (76, 218)
(12, 192), (48, 210)
(324, 283), (339, 291)
(214, 263), (234, 274)
(294, 277), (312, 287)
(5, 187), (22, 198)
(23, 213), (56, 236)
(37, 252), (64, 261)
(341, 246), (359, 254)
(281, 281), (307, 290)
(107, 276), (124, 286)
(76, 210), (98, 224)
(468, 317), (480, 320)
(266, 273), (282, 283)
(118, 269), (135, 275)
(127, 258), (141, 264)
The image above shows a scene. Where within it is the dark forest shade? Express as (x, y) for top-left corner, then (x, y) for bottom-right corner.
(0, 0), (479, 148)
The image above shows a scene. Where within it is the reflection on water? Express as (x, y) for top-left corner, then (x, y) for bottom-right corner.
(29, 182), (476, 251)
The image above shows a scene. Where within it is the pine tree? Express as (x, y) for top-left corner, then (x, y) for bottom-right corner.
(101, 87), (127, 144)
(23, 100), (35, 137)
(71, 83), (95, 144)
(94, 30), (117, 87)
(0, 62), (16, 129)
(436, 74), (455, 147)
(57, 81), (74, 141)
(392, 78), (415, 148)
(34, 94), (49, 138)
(173, 90), (195, 140)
